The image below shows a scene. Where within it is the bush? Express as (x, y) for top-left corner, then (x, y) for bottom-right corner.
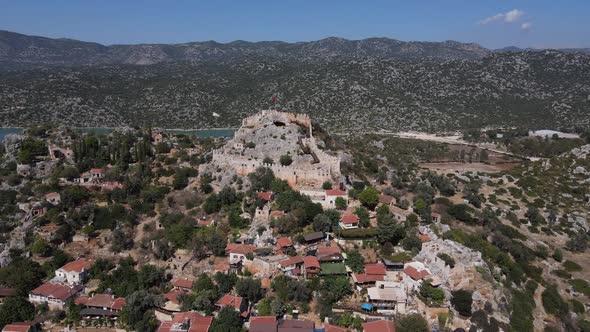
(279, 154), (293, 166)
(562, 260), (582, 272)
(569, 279), (590, 296)
(338, 228), (377, 239)
(541, 285), (568, 316)
(451, 289), (473, 316)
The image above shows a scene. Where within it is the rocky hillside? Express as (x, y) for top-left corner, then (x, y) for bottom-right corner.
(0, 50), (589, 132)
(0, 30), (491, 69)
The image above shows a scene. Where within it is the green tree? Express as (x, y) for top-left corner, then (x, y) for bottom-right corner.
(210, 307), (243, 332)
(335, 196), (347, 210)
(346, 249), (365, 273)
(235, 277), (263, 303)
(396, 314), (429, 332)
(279, 154), (293, 166)
(214, 272), (237, 294)
(0, 296), (35, 329)
(355, 207), (370, 228)
(120, 290), (162, 329)
(358, 187), (379, 210)
(451, 289), (473, 316)
(322, 181), (332, 190)
(542, 285), (568, 316)
(257, 297), (272, 316)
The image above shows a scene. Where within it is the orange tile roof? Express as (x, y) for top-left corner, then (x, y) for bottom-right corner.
(216, 294), (243, 310)
(270, 210), (285, 217)
(276, 237), (293, 248)
(157, 312), (213, 332)
(303, 256), (320, 269)
(379, 194), (395, 204)
(225, 243), (256, 255)
(362, 320), (395, 332)
(340, 214), (359, 224)
(2, 322), (32, 332)
(172, 278), (194, 289)
(279, 256), (304, 267)
(80, 293), (126, 310)
(60, 258), (94, 273)
(417, 233), (431, 242)
(165, 289), (187, 304)
(364, 263), (387, 275)
(317, 245), (341, 255)
(257, 191), (273, 201)
(325, 323), (348, 332)
(30, 282), (83, 302)
(250, 316), (278, 332)
(403, 265), (430, 280)
(352, 273), (385, 284)
(326, 189), (347, 196)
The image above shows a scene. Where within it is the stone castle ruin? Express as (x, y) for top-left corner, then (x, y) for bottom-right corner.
(207, 110), (340, 187)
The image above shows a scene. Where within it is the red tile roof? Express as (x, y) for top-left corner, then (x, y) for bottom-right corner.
(90, 168), (105, 174)
(197, 220), (213, 226)
(216, 294), (243, 310)
(45, 192), (60, 199)
(317, 246), (341, 255)
(403, 265), (430, 280)
(59, 258), (94, 273)
(417, 233), (431, 242)
(2, 322), (32, 332)
(165, 289), (187, 304)
(225, 243), (257, 255)
(30, 282), (83, 302)
(279, 256), (304, 267)
(0, 287), (16, 297)
(257, 191), (273, 201)
(352, 273), (385, 284)
(325, 324), (347, 332)
(77, 293), (126, 310)
(270, 210), (285, 217)
(276, 237), (293, 248)
(172, 278), (194, 290)
(250, 316), (277, 332)
(157, 312), (213, 332)
(362, 320), (395, 332)
(340, 214), (359, 224)
(326, 189), (347, 196)
(364, 263), (387, 275)
(303, 256), (320, 269)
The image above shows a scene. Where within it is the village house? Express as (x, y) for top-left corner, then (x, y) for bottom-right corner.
(362, 319), (396, 332)
(366, 281), (407, 315)
(302, 231), (325, 246)
(277, 319), (315, 332)
(249, 316), (277, 332)
(390, 205), (413, 222)
(215, 294), (249, 318)
(0, 287), (16, 303)
(54, 257), (94, 285)
(302, 256), (321, 279)
(325, 189), (348, 208)
(44, 192), (61, 205)
(315, 245), (343, 263)
(257, 191), (274, 202)
(156, 312), (214, 332)
(2, 322), (35, 332)
(225, 243), (257, 268)
(352, 263), (387, 288)
(279, 256), (304, 276)
(339, 214), (359, 230)
(28, 282), (84, 310)
(163, 288), (187, 312)
(403, 261), (431, 291)
(90, 168), (106, 180)
(431, 212), (442, 223)
(275, 237), (294, 253)
(171, 278), (194, 292)
(75, 293), (125, 324)
(31, 203), (47, 218)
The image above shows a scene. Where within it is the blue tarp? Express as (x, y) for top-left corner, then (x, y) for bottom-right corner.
(361, 303), (373, 311)
(314, 329), (326, 332)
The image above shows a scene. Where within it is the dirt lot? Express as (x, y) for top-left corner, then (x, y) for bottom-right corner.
(420, 162), (520, 173)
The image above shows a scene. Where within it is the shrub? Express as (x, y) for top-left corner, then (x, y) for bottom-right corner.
(563, 260), (582, 272)
(569, 279), (590, 296)
(338, 228), (377, 239)
(279, 154), (293, 166)
(541, 285), (568, 316)
(451, 289), (473, 316)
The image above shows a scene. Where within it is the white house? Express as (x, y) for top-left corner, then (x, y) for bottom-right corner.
(54, 258), (94, 285)
(339, 214), (360, 229)
(29, 282), (84, 310)
(225, 243), (256, 266)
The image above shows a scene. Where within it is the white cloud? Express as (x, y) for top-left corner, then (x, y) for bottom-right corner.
(521, 22), (532, 30)
(479, 9), (525, 25)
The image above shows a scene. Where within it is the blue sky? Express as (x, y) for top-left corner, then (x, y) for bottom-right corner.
(1, 0), (588, 49)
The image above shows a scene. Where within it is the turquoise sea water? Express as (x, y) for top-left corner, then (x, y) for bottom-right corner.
(0, 128), (235, 141)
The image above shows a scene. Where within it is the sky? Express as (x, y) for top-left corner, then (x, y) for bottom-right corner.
(1, 0), (589, 49)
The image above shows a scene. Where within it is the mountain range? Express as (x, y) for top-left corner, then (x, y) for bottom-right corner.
(0, 30), (589, 132)
(0, 30), (497, 69)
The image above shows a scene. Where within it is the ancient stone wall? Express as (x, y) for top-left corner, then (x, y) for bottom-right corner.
(213, 110), (339, 186)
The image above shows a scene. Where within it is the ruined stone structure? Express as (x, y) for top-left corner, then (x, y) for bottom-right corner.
(209, 110), (341, 187)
